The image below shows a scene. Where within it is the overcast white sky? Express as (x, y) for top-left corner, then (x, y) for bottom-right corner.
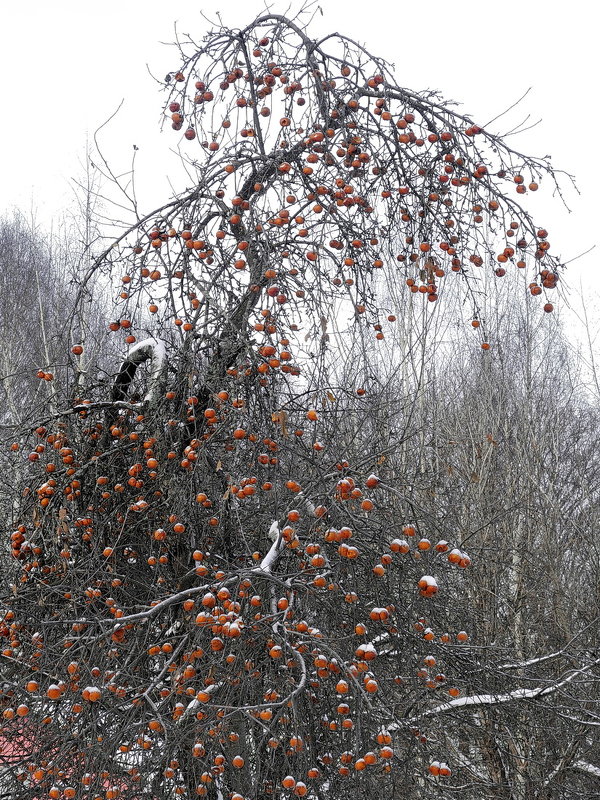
(1, 0), (597, 297)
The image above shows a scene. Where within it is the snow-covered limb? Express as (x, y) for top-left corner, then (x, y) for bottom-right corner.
(556, 711), (600, 726)
(395, 657), (600, 729)
(499, 649), (563, 671)
(288, 643), (308, 700)
(405, 688), (548, 724)
(74, 521), (286, 632)
(500, 620), (600, 671)
(180, 681), (223, 722)
(112, 337), (168, 405)
(267, 520), (280, 543)
(125, 336), (167, 368)
(141, 338), (167, 404)
(255, 523), (285, 574)
(105, 581), (214, 626)
(540, 738), (583, 790)
(573, 760), (600, 778)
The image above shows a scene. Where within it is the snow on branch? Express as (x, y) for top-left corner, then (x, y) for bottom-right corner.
(395, 657), (600, 729)
(180, 681), (223, 721)
(556, 711), (600, 727)
(573, 760), (600, 778)
(78, 520), (287, 635)
(255, 523), (284, 574)
(499, 650), (564, 671)
(500, 620), (600, 671)
(112, 337), (167, 406)
(104, 580), (216, 626)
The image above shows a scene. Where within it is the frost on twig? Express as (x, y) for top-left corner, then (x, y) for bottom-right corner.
(257, 523), (284, 574)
